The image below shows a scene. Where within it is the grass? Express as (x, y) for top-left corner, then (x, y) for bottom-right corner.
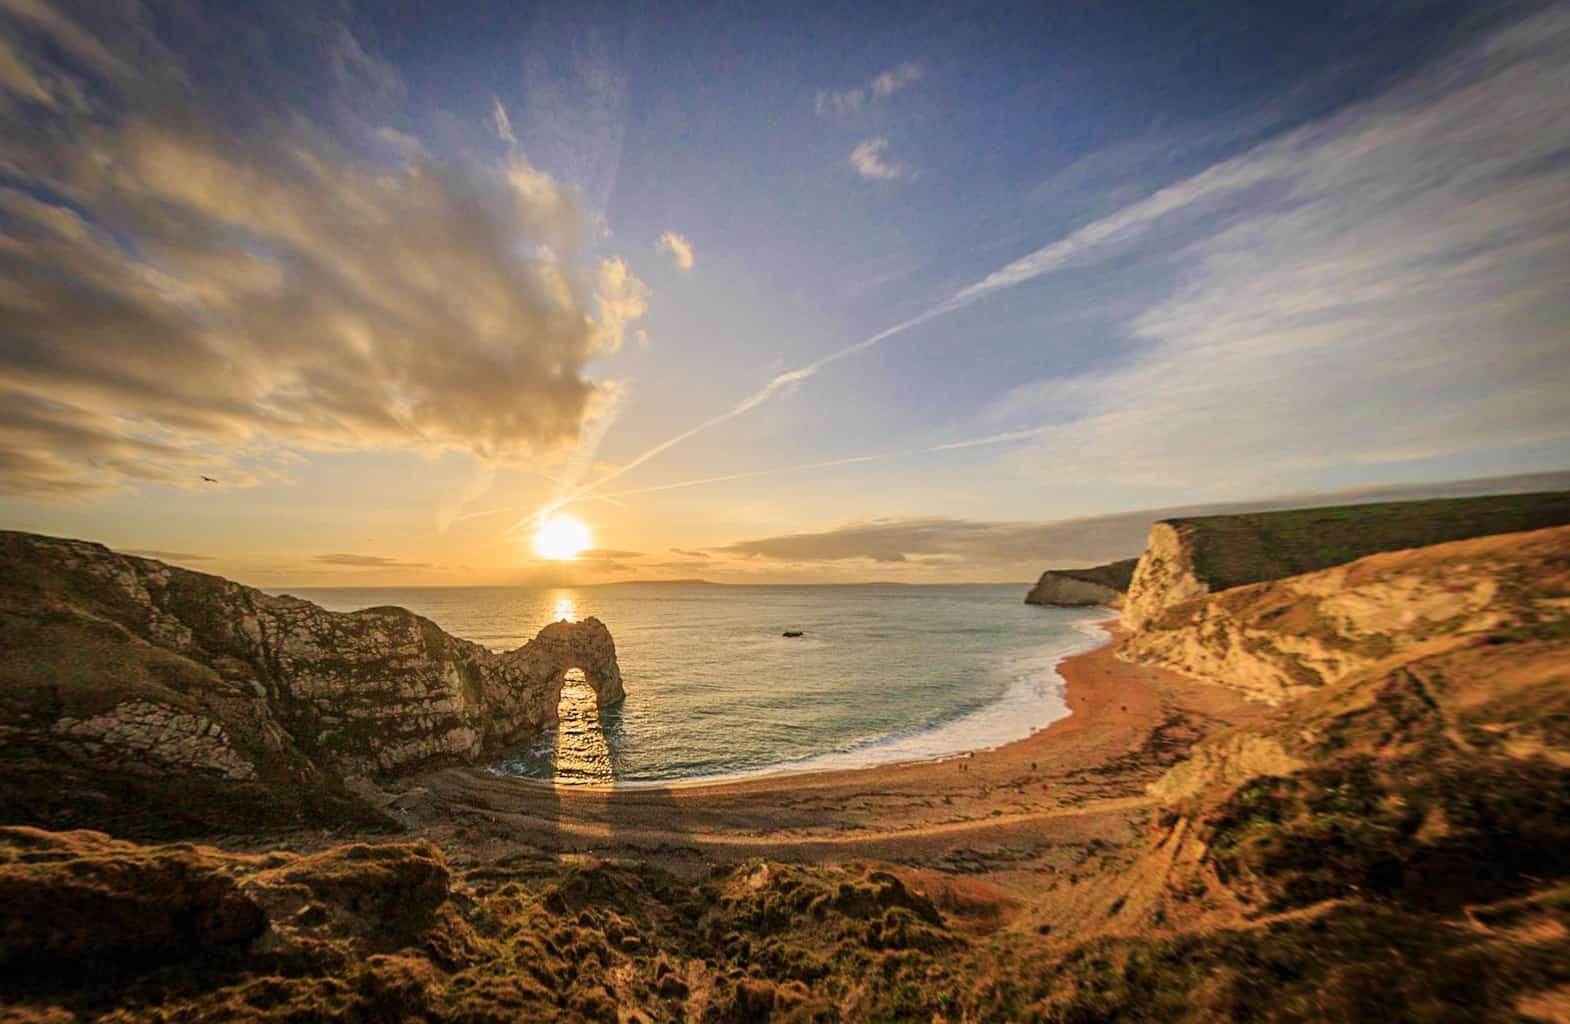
(9, 833), (1567, 1024)
(1165, 490), (1570, 591)
(1050, 559), (1141, 592)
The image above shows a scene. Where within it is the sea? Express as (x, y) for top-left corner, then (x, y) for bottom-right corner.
(292, 583), (1111, 787)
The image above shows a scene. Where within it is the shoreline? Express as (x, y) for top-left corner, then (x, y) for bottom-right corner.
(396, 620), (1271, 871)
(491, 610), (1116, 793)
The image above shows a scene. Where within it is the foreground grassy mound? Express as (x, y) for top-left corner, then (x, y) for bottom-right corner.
(3, 826), (1569, 1022)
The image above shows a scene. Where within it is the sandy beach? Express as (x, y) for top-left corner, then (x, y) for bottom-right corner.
(396, 621), (1268, 891)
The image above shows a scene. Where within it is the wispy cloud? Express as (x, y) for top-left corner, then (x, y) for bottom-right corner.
(850, 137), (905, 181)
(125, 549), (214, 563)
(501, 427), (1044, 531)
(657, 230), (695, 270)
(553, 7), (1570, 518)
(988, 5), (1570, 491)
(594, 258), (651, 352)
(580, 547), (642, 559)
(0, 3), (646, 500)
(314, 554), (431, 569)
(718, 472), (1570, 570)
(491, 95), (517, 145)
(816, 61), (922, 117)
(717, 515), (1150, 566)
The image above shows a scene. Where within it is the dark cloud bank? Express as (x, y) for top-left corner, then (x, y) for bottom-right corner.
(716, 472), (1570, 570)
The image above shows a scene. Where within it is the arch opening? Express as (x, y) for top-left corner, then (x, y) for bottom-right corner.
(549, 667), (617, 783)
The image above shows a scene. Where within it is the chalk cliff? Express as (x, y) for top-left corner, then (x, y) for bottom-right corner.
(1039, 522), (1570, 961)
(1023, 558), (1138, 607)
(1121, 490), (1570, 630)
(0, 530), (622, 833)
(1122, 524), (1570, 704)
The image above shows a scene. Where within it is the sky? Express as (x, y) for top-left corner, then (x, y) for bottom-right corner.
(1, 0), (1567, 585)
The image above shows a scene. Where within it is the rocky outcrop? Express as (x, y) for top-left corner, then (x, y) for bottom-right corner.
(1121, 489), (1570, 630)
(1024, 558), (1138, 607)
(1059, 523), (1570, 960)
(0, 530), (623, 833)
(1122, 524), (1570, 704)
(1120, 521), (1210, 630)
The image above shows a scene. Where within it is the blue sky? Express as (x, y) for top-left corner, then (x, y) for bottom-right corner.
(0, 0), (1566, 582)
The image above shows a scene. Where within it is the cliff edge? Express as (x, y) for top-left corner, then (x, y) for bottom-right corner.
(1028, 523), (1570, 1004)
(1122, 489), (1570, 629)
(0, 530), (623, 835)
(1024, 557), (1138, 607)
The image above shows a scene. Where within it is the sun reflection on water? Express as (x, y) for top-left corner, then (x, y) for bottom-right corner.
(551, 668), (614, 784)
(553, 594), (576, 622)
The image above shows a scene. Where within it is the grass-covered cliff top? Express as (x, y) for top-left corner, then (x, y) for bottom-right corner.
(1049, 557), (1140, 591)
(1165, 489), (1570, 592)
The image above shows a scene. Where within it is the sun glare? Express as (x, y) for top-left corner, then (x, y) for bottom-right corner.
(533, 515), (591, 561)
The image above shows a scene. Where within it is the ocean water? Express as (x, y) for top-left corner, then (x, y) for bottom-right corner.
(292, 583), (1110, 786)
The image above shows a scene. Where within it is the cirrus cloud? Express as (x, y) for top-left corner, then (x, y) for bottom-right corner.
(313, 554), (431, 569)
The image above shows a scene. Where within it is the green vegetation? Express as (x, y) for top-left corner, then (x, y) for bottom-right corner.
(1208, 753), (1570, 912)
(5, 831), (1570, 1023)
(1167, 490), (1570, 591)
(1054, 558), (1141, 592)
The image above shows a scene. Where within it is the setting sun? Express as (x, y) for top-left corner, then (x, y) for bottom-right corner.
(532, 515), (591, 561)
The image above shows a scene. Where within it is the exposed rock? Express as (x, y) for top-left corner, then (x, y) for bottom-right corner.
(1122, 521), (1211, 630)
(1122, 524), (1570, 704)
(51, 700), (255, 780)
(1124, 523), (1570, 876)
(1121, 489), (1570, 630)
(1147, 735), (1305, 802)
(0, 530), (624, 833)
(1024, 558), (1139, 607)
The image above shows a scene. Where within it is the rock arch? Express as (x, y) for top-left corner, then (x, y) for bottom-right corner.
(493, 617), (626, 730)
(0, 529), (626, 782)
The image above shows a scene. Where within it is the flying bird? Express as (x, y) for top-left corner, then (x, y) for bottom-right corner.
(200, 475), (220, 484)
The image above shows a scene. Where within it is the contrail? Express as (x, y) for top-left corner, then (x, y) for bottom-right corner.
(568, 304), (957, 497)
(471, 426), (1044, 530)
(506, 151), (1273, 535)
(589, 426), (1046, 501)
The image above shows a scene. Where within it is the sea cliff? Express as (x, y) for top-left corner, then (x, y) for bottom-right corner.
(1121, 489), (1570, 629)
(0, 530), (622, 834)
(1024, 557), (1138, 607)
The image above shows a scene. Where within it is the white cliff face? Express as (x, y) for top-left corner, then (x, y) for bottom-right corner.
(1120, 523), (1212, 631)
(1024, 574), (1121, 607)
(0, 531), (625, 784)
(51, 701), (256, 780)
(1120, 526), (1561, 705)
